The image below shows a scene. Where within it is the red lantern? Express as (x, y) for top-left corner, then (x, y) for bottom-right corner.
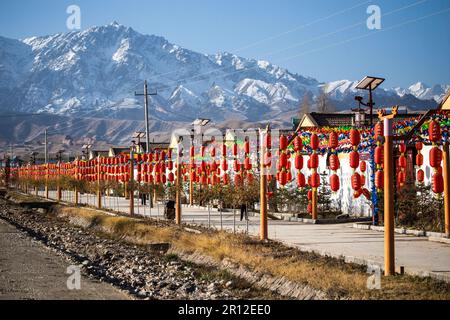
(330, 174), (340, 192)
(428, 120), (441, 143)
(360, 174), (366, 187)
(374, 122), (384, 140)
(375, 171), (384, 189)
(233, 143), (238, 156)
(294, 136), (302, 152)
(416, 153), (424, 166)
(244, 157), (252, 170)
(280, 135), (288, 150)
(432, 173), (444, 193)
(279, 171), (287, 186)
(351, 173), (361, 191)
(295, 154), (303, 170)
(350, 129), (360, 146)
(310, 172), (320, 188)
(398, 143), (406, 154)
(415, 141), (423, 151)
(350, 151), (359, 169)
(309, 153), (319, 169)
(375, 146), (384, 165)
(398, 155), (407, 168)
(329, 154), (340, 171)
(417, 169), (424, 183)
(359, 161), (366, 173)
(265, 134), (272, 149)
(310, 134), (319, 150)
(328, 132), (338, 149)
(244, 141), (250, 154)
(429, 147), (442, 168)
(168, 172), (174, 183)
(280, 152), (288, 168)
(297, 172), (305, 188)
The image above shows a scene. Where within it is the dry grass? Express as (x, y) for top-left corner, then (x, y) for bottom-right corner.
(55, 205), (450, 300)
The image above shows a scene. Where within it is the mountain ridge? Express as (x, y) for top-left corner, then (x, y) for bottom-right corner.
(0, 22), (447, 125)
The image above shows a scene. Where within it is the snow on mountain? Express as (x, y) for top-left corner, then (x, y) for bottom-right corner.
(0, 22), (446, 124)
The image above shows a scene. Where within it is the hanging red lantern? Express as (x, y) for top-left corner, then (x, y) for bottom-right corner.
(329, 154), (340, 171)
(330, 174), (340, 192)
(398, 143), (406, 154)
(374, 122), (384, 141)
(398, 155), (407, 168)
(375, 171), (384, 189)
(350, 129), (360, 146)
(328, 132), (338, 149)
(310, 172), (320, 188)
(297, 172), (306, 188)
(374, 146), (384, 165)
(432, 172), (444, 193)
(280, 152), (288, 168)
(351, 173), (361, 191)
(430, 147), (442, 168)
(428, 120), (441, 143)
(244, 141), (250, 154)
(168, 172), (174, 183)
(416, 153), (424, 166)
(280, 135), (288, 150)
(415, 141), (423, 151)
(279, 171), (287, 186)
(233, 143), (238, 156)
(295, 154), (303, 170)
(309, 153), (319, 168)
(359, 161), (367, 173)
(360, 174), (366, 187)
(350, 151), (359, 169)
(265, 134), (272, 149)
(307, 190), (312, 201)
(294, 136), (302, 152)
(310, 134), (319, 150)
(417, 169), (424, 183)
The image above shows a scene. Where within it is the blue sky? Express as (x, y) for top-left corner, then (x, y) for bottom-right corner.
(0, 0), (449, 88)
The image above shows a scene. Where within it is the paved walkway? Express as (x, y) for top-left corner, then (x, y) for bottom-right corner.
(37, 189), (450, 282)
(0, 218), (130, 300)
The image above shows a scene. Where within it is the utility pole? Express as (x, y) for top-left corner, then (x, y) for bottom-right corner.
(44, 128), (48, 164)
(135, 80), (157, 153)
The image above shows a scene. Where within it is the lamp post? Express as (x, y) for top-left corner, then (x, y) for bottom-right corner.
(355, 76), (385, 126)
(129, 140), (137, 215)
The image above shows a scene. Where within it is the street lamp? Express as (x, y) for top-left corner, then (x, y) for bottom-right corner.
(355, 76), (385, 126)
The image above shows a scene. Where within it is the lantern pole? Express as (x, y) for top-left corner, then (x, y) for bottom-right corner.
(311, 172), (318, 220)
(57, 161), (61, 201)
(443, 142), (450, 237)
(45, 162), (49, 199)
(74, 159), (79, 205)
(176, 143), (182, 225)
(129, 148), (135, 216)
(378, 106), (398, 276)
(259, 127), (268, 240)
(97, 156), (102, 209)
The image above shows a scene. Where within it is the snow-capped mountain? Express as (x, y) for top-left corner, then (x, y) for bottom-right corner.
(0, 22), (446, 125)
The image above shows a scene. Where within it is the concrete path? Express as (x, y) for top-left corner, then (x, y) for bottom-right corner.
(0, 218), (130, 300)
(37, 189), (450, 282)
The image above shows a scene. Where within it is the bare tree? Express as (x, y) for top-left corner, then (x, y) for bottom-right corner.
(316, 85), (335, 113)
(299, 91), (311, 118)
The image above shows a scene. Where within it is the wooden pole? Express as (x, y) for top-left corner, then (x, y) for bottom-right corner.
(443, 142), (450, 237)
(175, 149), (182, 225)
(45, 163), (49, 199)
(311, 170), (318, 220)
(129, 153), (134, 216)
(74, 160), (78, 205)
(57, 161), (61, 201)
(383, 117), (395, 276)
(189, 174), (194, 206)
(259, 129), (268, 240)
(96, 156), (102, 209)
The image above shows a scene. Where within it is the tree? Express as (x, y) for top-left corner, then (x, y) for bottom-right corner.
(299, 92), (311, 118)
(316, 86), (335, 113)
